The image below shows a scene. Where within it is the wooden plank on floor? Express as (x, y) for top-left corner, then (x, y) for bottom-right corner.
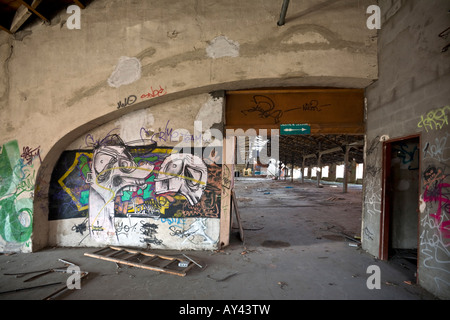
(84, 247), (194, 277)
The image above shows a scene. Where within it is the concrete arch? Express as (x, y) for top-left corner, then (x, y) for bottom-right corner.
(31, 75), (371, 251)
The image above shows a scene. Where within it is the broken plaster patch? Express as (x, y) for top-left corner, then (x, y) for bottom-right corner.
(107, 56), (142, 88)
(206, 36), (240, 59)
(282, 31), (330, 45)
(195, 96), (223, 130)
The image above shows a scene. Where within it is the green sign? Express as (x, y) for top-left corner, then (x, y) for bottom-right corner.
(280, 124), (311, 135)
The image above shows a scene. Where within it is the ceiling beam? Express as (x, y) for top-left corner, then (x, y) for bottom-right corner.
(0, 23), (12, 34)
(16, 0), (49, 24)
(10, 0), (42, 33)
(73, 0), (86, 9)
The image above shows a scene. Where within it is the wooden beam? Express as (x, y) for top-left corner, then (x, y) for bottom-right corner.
(227, 88), (365, 95)
(226, 89), (365, 134)
(10, 0), (42, 33)
(16, 0), (49, 23)
(73, 0), (86, 9)
(0, 24), (12, 34)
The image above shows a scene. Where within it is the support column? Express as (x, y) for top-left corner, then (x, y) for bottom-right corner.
(343, 145), (349, 193)
(284, 155), (287, 181)
(291, 153), (294, 183)
(219, 136), (235, 248)
(317, 142), (322, 188)
(278, 161), (282, 180)
(301, 157), (305, 184)
(329, 164), (337, 182)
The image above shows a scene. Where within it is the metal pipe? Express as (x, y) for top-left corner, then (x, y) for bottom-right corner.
(277, 0), (290, 26)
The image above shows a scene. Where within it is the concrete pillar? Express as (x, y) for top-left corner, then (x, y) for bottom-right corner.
(317, 143), (322, 188)
(301, 157), (305, 183)
(349, 160), (357, 183)
(343, 145), (349, 193)
(278, 161), (282, 179)
(291, 153), (294, 183)
(328, 164), (337, 182)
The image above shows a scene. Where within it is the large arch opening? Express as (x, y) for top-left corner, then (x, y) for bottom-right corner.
(225, 88), (365, 252)
(31, 79), (370, 252)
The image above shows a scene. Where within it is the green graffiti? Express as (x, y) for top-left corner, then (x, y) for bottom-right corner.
(80, 190), (90, 205)
(0, 140), (34, 245)
(0, 198), (33, 243)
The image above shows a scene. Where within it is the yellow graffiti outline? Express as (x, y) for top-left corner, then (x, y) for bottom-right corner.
(57, 152), (92, 211)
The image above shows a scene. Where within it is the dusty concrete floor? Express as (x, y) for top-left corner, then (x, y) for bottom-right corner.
(0, 178), (438, 301)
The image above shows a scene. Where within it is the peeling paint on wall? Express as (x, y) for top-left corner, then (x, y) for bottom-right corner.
(107, 56), (142, 88)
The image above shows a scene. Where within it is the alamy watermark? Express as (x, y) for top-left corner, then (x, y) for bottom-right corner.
(66, 5), (381, 31)
(66, 265), (82, 290)
(66, 5), (81, 30)
(366, 5), (381, 30)
(164, 122), (280, 166)
(366, 265), (381, 290)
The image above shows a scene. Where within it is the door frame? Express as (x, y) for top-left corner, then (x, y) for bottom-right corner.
(379, 134), (421, 266)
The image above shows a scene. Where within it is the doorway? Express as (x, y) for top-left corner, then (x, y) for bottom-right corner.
(381, 135), (420, 281)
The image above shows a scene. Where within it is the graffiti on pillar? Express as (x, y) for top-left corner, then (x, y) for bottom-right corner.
(417, 105), (450, 132)
(0, 140), (40, 249)
(422, 166), (450, 244)
(420, 131), (450, 292)
(363, 136), (382, 219)
(49, 134), (222, 243)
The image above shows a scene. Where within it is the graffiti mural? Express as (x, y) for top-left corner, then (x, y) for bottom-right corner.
(49, 134), (222, 244)
(86, 135), (155, 242)
(0, 140), (38, 250)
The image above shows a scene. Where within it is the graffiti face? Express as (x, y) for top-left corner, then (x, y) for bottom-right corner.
(155, 153), (207, 206)
(86, 141), (154, 241)
(89, 145), (153, 197)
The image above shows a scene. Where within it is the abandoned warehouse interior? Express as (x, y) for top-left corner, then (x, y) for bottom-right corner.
(0, 0), (449, 300)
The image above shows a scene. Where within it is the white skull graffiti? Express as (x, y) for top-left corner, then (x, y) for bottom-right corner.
(154, 153), (207, 206)
(86, 137), (154, 242)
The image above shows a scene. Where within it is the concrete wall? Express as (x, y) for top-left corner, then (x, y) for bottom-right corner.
(0, 0), (377, 253)
(363, 0), (450, 299)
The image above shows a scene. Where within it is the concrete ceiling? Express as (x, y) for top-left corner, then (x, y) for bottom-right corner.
(256, 134), (364, 168)
(0, 0), (88, 34)
(237, 133), (364, 169)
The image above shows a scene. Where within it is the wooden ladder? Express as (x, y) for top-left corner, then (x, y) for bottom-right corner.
(84, 246), (197, 277)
